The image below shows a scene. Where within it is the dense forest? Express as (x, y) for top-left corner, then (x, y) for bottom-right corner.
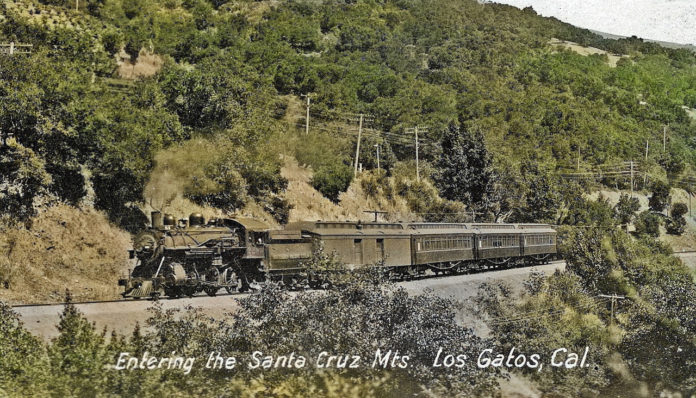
(2, 0), (696, 229)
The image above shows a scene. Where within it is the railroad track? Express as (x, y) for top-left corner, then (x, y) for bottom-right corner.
(10, 290), (247, 309)
(13, 261), (568, 340)
(11, 260), (567, 309)
(11, 251), (694, 309)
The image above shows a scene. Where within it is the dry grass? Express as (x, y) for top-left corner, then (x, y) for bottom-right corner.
(0, 205), (131, 304)
(221, 0), (279, 24)
(116, 50), (164, 80)
(549, 38), (629, 67)
(281, 156), (417, 222)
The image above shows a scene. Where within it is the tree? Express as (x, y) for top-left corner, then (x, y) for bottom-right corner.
(311, 162), (353, 203)
(511, 163), (562, 224)
(48, 291), (112, 397)
(670, 202), (688, 219)
(614, 193), (641, 227)
(648, 181), (671, 213)
(433, 124), (494, 206)
(635, 210), (662, 237)
(0, 140), (52, 222)
(0, 301), (48, 395)
(666, 202), (688, 235)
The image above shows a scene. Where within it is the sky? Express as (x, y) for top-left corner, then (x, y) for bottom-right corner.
(489, 0), (696, 45)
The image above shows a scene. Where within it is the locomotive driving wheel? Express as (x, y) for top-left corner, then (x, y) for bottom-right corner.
(221, 268), (241, 294)
(204, 267), (220, 297)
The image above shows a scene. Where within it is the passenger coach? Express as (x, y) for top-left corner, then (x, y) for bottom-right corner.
(264, 220), (558, 281)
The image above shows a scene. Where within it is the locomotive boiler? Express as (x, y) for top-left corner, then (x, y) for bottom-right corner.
(119, 212), (558, 299)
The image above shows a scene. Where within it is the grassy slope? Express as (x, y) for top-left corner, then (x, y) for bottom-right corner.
(0, 205), (131, 304)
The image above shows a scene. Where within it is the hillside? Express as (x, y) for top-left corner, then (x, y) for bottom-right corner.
(0, 205), (130, 304)
(2, 0), (696, 296)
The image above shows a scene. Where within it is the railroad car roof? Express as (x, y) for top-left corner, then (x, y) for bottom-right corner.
(283, 220), (556, 236)
(287, 220), (408, 237)
(225, 218), (271, 231)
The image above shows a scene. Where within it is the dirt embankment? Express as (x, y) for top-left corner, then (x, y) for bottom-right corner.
(0, 205), (131, 304)
(281, 156), (416, 223)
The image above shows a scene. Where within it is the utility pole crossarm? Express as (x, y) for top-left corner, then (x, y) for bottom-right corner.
(363, 210), (388, 222)
(0, 42), (33, 56)
(598, 294), (626, 326)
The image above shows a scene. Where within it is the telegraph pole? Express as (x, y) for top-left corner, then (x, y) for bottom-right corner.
(643, 140), (649, 187)
(630, 160), (634, 197)
(354, 114), (363, 177)
(0, 42), (33, 56)
(407, 126), (427, 181)
(374, 144), (380, 172)
(300, 94), (311, 135)
(415, 126), (420, 181)
(663, 125), (667, 152)
(363, 210), (387, 222)
(598, 294), (625, 326)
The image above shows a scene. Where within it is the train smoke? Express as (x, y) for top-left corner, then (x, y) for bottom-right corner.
(143, 139), (221, 220)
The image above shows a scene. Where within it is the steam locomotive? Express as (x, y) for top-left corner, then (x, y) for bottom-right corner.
(118, 211), (558, 299)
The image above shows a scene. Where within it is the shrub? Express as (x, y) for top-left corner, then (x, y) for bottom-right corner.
(614, 193), (641, 226)
(648, 181), (671, 213)
(311, 162), (353, 202)
(665, 216), (686, 235)
(634, 210), (662, 237)
(670, 202), (688, 219)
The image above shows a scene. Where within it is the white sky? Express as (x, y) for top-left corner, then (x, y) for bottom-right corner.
(490, 0), (696, 45)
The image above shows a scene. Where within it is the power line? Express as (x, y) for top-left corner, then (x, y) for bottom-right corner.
(0, 42), (32, 56)
(597, 294), (626, 326)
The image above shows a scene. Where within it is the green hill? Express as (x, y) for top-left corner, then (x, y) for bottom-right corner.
(2, 0), (696, 229)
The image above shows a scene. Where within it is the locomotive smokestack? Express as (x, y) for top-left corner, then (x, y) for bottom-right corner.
(151, 211), (163, 229)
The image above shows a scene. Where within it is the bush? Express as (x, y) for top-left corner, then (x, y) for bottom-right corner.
(258, 193), (293, 225)
(670, 202), (688, 219)
(184, 166), (248, 211)
(311, 162), (353, 202)
(359, 171), (389, 198)
(648, 181), (671, 213)
(665, 216), (686, 235)
(634, 210), (662, 237)
(614, 193), (641, 226)
(666, 202), (688, 235)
